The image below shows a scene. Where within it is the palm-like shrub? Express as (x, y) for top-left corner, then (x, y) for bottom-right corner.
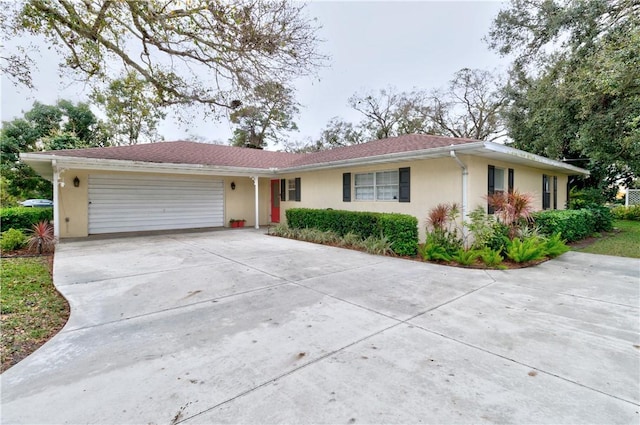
(505, 236), (546, 263)
(487, 190), (535, 238)
(27, 221), (55, 254)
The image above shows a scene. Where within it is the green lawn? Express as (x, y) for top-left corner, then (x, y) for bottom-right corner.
(575, 220), (640, 258)
(0, 256), (69, 372)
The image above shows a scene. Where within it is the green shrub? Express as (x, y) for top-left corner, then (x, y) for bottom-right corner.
(532, 209), (595, 242)
(0, 207), (53, 232)
(451, 249), (479, 266)
(286, 208), (418, 256)
(505, 237), (547, 263)
(0, 228), (27, 251)
(568, 187), (606, 209)
(479, 248), (504, 268)
(611, 205), (640, 221)
(340, 232), (362, 247)
(587, 205), (613, 232)
(543, 233), (570, 258)
(361, 235), (393, 255)
(418, 241), (451, 262)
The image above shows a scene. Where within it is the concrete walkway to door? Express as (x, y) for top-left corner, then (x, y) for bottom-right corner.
(1, 229), (638, 424)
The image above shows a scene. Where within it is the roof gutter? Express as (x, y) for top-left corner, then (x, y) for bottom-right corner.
(482, 142), (590, 175)
(20, 153), (277, 178)
(280, 142), (486, 173)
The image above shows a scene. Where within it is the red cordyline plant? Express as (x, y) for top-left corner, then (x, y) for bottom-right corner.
(27, 221), (56, 254)
(427, 203), (460, 232)
(487, 190), (535, 238)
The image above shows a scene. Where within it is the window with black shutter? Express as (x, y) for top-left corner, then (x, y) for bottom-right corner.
(343, 173), (351, 202)
(399, 167), (410, 202)
(508, 168), (514, 194)
(280, 179), (286, 202)
(488, 165), (495, 214)
(553, 176), (558, 209)
(294, 177), (301, 202)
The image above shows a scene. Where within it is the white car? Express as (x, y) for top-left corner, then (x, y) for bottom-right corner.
(20, 199), (53, 208)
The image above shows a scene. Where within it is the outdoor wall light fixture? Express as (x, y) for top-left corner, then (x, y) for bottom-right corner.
(73, 176), (80, 187)
(230, 181), (236, 190)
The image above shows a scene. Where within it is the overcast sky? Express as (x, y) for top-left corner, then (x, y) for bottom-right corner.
(0, 0), (511, 149)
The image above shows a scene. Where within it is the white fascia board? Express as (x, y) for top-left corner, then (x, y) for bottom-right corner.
(20, 154), (276, 178)
(482, 142), (590, 175)
(278, 143), (485, 173)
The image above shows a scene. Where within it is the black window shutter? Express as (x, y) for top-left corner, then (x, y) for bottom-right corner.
(294, 177), (301, 202)
(488, 165), (495, 214)
(399, 167), (410, 202)
(342, 173), (351, 202)
(280, 179), (286, 202)
(508, 168), (514, 194)
(553, 176), (558, 209)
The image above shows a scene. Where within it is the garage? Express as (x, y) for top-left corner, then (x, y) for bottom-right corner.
(88, 174), (224, 234)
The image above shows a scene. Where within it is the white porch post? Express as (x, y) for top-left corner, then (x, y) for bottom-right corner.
(52, 161), (60, 238)
(251, 176), (259, 229)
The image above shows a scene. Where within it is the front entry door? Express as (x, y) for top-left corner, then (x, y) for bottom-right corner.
(270, 179), (280, 223)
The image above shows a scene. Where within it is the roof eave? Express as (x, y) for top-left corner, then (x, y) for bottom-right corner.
(20, 153), (277, 178)
(481, 142), (590, 175)
(279, 142), (486, 172)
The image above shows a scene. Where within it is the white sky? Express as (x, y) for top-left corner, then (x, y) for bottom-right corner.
(0, 0), (510, 149)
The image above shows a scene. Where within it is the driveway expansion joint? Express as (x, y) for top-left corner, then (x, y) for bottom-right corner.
(412, 324), (640, 407)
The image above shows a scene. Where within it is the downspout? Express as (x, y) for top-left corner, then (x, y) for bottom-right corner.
(251, 176), (259, 229)
(52, 160), (60, 239)
(449, 151), (468, 238)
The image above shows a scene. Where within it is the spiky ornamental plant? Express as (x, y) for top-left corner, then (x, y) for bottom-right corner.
(487, 190), (535, 239)
(27, 221), (55, 254)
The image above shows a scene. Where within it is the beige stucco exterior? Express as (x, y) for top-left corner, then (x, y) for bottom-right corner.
(50, 154), (574, 240)
(280, 155), (571, 241)
(55, 170), (274, 238)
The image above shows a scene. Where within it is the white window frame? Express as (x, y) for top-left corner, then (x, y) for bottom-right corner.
(354, 170), (399, 201)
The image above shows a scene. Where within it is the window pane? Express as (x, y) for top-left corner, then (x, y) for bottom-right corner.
(376, 171), (398, 185)
(288, 179), (296, 201)
(494, 168), (505, 191)
(355, 187), (374, 200)
(355, 173), (374, 186)
(376, 185), (399, 200)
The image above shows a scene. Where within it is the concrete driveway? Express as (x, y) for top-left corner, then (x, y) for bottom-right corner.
(1, 229), (639, 424)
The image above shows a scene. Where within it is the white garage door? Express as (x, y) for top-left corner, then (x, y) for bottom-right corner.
(88, 174), (224, 234)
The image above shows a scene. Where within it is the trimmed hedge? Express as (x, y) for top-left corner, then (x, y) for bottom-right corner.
(611, 205), (640, 221)
(0, 207), (53, 232)
(532, 207), (613, 242)
(286, 208), (418, 256)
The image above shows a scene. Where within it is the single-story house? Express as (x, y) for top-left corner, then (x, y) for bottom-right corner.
(21, 134), (588, 240)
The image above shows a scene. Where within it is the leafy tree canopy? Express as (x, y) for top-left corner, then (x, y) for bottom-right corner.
(1, 0), (325, 119)
(489, 0), (640, 195)
(1, 100), (110, 201)
(91, 71), (166, 145)
(229, 81), (298, 149)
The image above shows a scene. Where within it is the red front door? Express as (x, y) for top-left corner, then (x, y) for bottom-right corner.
(270, 179), (280, 223)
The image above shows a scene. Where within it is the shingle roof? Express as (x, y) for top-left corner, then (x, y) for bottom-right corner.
(40, 141), (301, 169)
(34, 134), (481, 169)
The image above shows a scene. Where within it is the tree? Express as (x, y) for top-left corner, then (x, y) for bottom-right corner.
(92, 71), (166, 145)
(348, 87), (432, 140)
(1, 100), (110, 200)
(315, 117), (366, 149)
(428, 68), (506, 141)
(229, 81), (298, 149)
(2, 1), (324, 115)
(489, 0), (640, 193)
